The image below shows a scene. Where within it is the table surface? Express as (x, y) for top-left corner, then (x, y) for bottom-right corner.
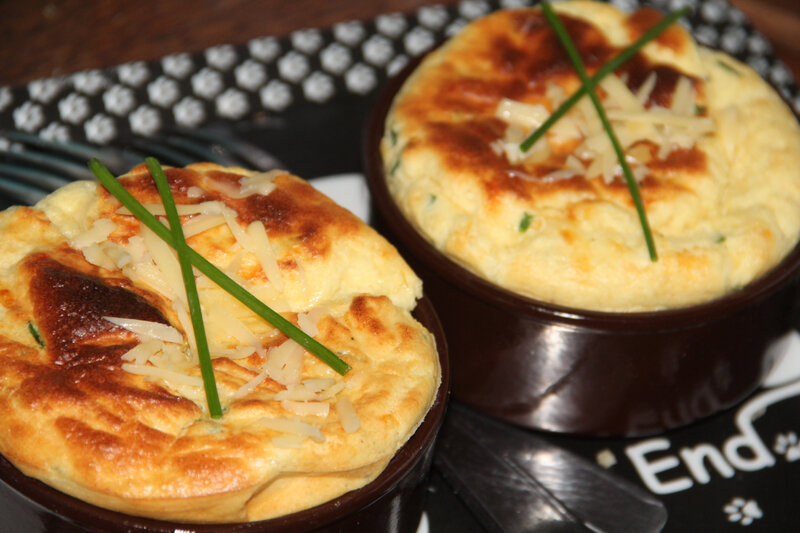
(1, 0), (798, 88)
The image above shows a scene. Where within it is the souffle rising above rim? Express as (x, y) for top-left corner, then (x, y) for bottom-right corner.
(381, 0), (800, 312)
(0, 163), (440, 523)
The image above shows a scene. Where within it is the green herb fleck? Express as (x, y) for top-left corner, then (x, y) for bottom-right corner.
(695, 104), (707, 115)
(716, 60), (741, 76)
(389, 157), (401, 177)
(390, 127), (398, 146)
(715, 234), (726, 244)
(428, 194), (437, 205)
(518, 212), (533, 233)
(28, 322), (45, 348)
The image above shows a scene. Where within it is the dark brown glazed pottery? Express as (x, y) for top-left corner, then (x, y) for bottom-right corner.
(0, 297), (449, 533)
(363, 55), (800, 437)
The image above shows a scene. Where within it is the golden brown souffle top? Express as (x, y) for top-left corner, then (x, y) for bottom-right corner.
(0, 163), (440, 522)
(382, 1), (800, 311)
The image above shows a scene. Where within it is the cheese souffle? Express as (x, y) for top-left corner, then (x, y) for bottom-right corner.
(0, 163), (440, 522)
(381, 0), (800, 312)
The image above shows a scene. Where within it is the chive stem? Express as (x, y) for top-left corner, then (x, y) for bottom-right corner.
(520, 6), (690, 152)
(88, 159), (352, 377)
(146, 157), (223, 419)
(540, 2), (658, 261)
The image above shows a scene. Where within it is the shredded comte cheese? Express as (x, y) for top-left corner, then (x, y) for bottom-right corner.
(142, 224), (186, 304)
(120, 339), (162, 365)
(336, 396), (361, 433)
(104, 317), (183, 343)
(232, 367), (271, 400)
(71, 219), (116, 249)
(246, 220), (285, 292)
(238, 171), (282, 197)
(265, 340), (305, 387)
(494, 75), (714, 183)
(121, 362), (204, 387)
(69, 170), (359, 445)
(181, 214), (226, 238)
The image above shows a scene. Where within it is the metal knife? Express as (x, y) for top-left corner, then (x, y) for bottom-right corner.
(434, 403), (668, 533)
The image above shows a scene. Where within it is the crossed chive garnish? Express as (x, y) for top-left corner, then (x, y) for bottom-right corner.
(89, 158), (351, 418)
(521, 4), (691, 261)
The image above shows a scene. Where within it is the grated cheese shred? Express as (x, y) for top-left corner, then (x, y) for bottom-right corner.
(336, 396), (361, 433)
(104, 317), (183, 343)
(74, 170), (361, 447)
(494, 75), (714, 184)
(246, 220), (285, 292)
(121, 362), (204, 387)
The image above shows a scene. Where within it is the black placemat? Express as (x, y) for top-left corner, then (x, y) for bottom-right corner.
(1, 0), (797, 150)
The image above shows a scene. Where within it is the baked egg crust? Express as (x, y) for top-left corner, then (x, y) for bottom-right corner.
(0, 163), (440, 522)
(382, 1), (800, 311)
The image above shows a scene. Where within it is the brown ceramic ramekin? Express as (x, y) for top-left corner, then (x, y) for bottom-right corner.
(363, 57), (800, 437)
(0, 297), (449, 533)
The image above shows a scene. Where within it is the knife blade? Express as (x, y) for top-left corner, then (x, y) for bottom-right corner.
(434, 403), (667, 533)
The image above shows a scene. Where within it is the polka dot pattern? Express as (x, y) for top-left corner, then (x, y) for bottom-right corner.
(0, 0), (795, 144)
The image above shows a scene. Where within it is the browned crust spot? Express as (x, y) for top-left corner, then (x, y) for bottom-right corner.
(393, 8), (708, 208)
